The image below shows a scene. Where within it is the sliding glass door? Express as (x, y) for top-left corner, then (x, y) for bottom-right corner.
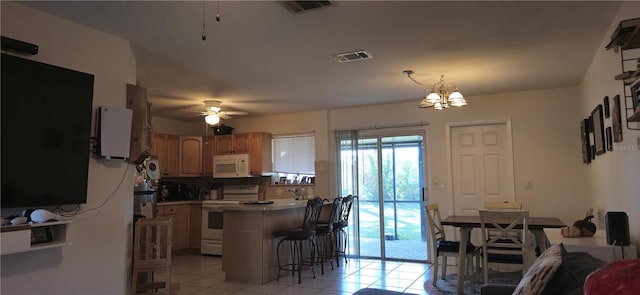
(337, 131), (427, 261)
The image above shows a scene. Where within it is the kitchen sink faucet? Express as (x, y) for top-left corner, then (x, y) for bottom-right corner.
(286, 188), (304, 200)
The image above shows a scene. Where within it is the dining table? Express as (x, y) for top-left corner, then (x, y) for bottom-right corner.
(441, 215), (565, 293)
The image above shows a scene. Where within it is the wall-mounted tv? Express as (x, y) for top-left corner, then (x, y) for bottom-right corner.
(1, 53), (94, 209)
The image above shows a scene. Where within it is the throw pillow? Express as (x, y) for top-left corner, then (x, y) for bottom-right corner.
(584, 259), (640, 295)
(511, 244), (564, 295)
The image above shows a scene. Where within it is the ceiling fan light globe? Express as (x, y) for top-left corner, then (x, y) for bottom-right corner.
(205, 114), (220, 125)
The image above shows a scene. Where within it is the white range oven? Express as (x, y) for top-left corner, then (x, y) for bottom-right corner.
(200, 184), (259, 255)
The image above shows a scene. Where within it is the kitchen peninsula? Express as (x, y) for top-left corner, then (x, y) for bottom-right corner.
(221, 200), (307, 284)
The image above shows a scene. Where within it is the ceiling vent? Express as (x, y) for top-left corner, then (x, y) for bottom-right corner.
(332, 50), (373, 63)
(280, 1), (332, 13)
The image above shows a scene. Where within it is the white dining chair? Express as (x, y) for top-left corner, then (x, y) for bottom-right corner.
(479, 210), (533, 285)
(425, 204), (481, 286)
(484, 201), (523, 211)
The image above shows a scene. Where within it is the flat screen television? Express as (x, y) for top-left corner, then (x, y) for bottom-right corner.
(1, 53), (94, 209)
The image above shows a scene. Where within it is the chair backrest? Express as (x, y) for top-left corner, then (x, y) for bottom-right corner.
(425, 203), (446, 245)
(336, 195), (356, 225)
(302, 197), (325, 229)
(326, 197), (343, 227)
(479, 210), (530, 262)
(133, 217), (172, 269)
(484, 201), (522, 211)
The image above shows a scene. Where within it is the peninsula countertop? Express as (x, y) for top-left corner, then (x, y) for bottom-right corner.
(221, 200), (308, 211)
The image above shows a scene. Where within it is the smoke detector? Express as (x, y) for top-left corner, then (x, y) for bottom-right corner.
(332, 50), (373, 63)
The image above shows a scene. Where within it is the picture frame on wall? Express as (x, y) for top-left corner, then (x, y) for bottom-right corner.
(591, 104), (606, 156)
(612, 95), (623, 142)
(606, 127), (613, 151)
(580, 118), (592, 164)
(603, 96), (610, 118)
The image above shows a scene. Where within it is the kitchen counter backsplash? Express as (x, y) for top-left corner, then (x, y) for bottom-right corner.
(159, 176), (271, 201)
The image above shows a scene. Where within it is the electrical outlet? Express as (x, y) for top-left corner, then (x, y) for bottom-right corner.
(524, 179), (533, 190)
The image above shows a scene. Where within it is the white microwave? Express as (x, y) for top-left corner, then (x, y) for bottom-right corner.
(213, 154), (250, 178)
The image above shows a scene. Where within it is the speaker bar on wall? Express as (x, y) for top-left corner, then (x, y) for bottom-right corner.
(604, 211), (630, 246)
(1, 36), (38, 55)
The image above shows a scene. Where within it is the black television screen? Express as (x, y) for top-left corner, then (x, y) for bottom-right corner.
(1, 53), (94, 208)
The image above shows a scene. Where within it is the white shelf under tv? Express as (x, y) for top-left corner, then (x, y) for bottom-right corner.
(0, 220), (71, 255)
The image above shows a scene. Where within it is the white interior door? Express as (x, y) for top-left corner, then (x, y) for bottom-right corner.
(450, 122), (515, 216)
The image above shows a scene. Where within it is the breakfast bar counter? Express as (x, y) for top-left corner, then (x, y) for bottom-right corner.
(222, 200), (307, 284)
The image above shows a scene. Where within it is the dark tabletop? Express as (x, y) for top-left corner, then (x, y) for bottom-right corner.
(441, 215), (566, 230)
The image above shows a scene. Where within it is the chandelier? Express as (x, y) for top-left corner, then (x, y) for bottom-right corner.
(403, 70), (467, 110)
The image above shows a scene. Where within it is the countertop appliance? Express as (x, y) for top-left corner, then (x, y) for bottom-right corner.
(213, 154), (250, 178)
(200, 184), (259, 255)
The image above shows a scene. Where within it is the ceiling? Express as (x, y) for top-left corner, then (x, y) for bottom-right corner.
(23, 1), (621, 122)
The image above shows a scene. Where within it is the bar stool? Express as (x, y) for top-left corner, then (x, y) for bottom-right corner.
(315, 196), (343, 273)
(274, 197), (324, 283)
(333, 195), (356, 267)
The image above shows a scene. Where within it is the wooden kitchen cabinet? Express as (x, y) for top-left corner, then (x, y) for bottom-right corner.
(151, 133), (179, 177)
(189, 204), (202, 249)
(179, 136), (203, 176)
(203, 136), (215, 176)
(214, 133), (251, 155)
(249, 132), (272, 176)
(175, 205), (191, 250)
(157, 204), (190, 251)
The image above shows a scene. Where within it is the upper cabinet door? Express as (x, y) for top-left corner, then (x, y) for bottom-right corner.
(165, 135), (180, 176)
(233, 133), (251, 154)
(152, 133), (168, 176)
(215, 135), (234, 155)
(180, 136), (203, 176)
(202, 136), (215, 176)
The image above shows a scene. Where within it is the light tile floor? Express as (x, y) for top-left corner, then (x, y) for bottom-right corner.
(161, 254), (455, 295)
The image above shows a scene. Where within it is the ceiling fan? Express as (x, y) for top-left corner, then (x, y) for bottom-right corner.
(201, 100), (248, 125)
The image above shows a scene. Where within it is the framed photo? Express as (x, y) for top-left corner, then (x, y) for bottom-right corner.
(603, 96), (610, 118)
(279, 176), (287, 184)
(591, 104), (606, 156)
(612, 95), (623, 142)
(606, 127), (613, 151)
(580, 118), (592, 164)
(632, 79), (640, 113)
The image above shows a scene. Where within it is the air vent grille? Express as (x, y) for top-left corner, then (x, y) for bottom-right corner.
(280, 1), (332, 13)
(332, 50), (373, 63)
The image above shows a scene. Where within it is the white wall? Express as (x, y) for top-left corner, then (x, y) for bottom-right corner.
(152, 117), (204, 136)
(580, 1), (640, 247)
(328, 87), (589, 225)
(1, 3), (136, 294)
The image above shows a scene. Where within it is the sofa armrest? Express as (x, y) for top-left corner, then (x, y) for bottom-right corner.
(480, 284), (517, 295)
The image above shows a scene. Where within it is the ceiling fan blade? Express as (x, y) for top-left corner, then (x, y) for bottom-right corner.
(220, 111), (248, 116)
(218, 114), (232, 119)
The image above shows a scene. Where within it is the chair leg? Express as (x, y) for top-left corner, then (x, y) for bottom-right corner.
(483, 253), (489, 285)
(441, 256), (447, 280)
(432, 255), (439, 286)
(309, 239), (317, 279)
(297, 240), (303, 284)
